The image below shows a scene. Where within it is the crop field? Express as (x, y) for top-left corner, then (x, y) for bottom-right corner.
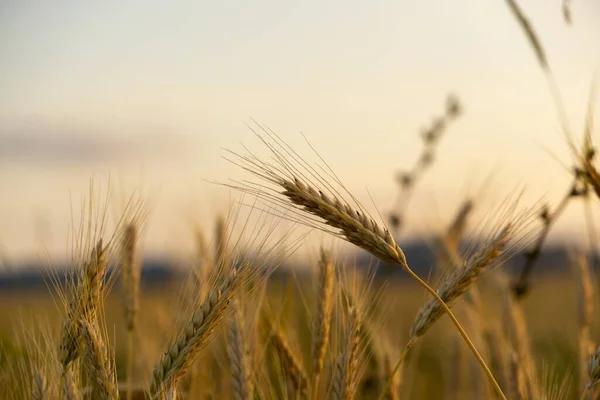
(1, 1), (599, 399)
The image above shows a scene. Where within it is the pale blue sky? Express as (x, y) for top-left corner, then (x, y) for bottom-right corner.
(1, 0), (599, 261)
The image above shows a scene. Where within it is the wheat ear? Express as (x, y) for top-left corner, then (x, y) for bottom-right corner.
(583, 346), (600, 399)
(215, 215), (230, 270)
(119, 223), (140, 400)
(381, 225), (511, 400)
(61, 368), (81, 400)
(59, 239), (108, 369)
(311, 248), (334, 399)
(31, 370), (48, 400)
(229, 136), (506, 399)
(381, 352), (400, 400)
(270, 327), (309, 396)
(502, 288), (537, 398)
(149, 267), (245, 398)
(227, 301), (253, 400)
(80, 320), (119, 400)
(332, 305), (361, 400)
(120, 223), (140, 331)
(410, 225), (510, 339)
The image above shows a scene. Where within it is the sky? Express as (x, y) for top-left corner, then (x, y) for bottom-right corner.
(1, 0), (599, 263)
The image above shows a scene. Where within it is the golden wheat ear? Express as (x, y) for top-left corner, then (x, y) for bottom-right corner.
(59, 239), (109, 370)
(225, 125), (546, 400)
(311, 248), (335, 399)
(331, 304), (361, 400)
(79, 320), (119, 400)
(269, 325), (309, 397)
(149, 266), (247, 399)
(226, 300), (253, 400)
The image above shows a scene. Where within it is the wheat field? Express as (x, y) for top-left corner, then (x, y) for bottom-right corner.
(1, 1), (599, 399)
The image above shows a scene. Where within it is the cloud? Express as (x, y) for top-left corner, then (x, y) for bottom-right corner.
(0, 127), (190, 165)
